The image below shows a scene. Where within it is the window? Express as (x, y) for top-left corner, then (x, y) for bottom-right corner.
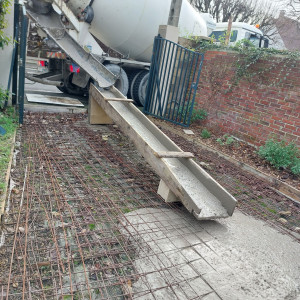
(210, 30), (238, 42)
(248, 34), (260, 47)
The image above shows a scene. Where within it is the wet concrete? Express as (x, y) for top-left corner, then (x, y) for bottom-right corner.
(121, 208), (300, 299)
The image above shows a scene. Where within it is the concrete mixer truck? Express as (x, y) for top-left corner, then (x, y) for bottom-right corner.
(25, 0), (239, 221)
(26, 0), (267, 105)
(26, 0), (214, 105)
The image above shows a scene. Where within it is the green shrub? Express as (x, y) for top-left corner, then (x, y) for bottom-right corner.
(216, 134), (236, 146)
(201, 129), (211, 139)
(0, 87), (9, 108)
(225, 135), (235, 145)
(258, 139), (299, 171)
(0, 0), (12, 49)
(216, 137), (223, 145)
(191, 108), (207, 123)
(291, 160), (300, 176)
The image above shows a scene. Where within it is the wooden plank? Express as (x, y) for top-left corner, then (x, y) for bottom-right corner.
(104, 98), (134, 102)
(154, 151), (194, 158)
(26, 94), (84, 107)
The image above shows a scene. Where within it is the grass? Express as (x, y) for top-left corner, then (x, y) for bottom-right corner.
(0, 107), (18, 196)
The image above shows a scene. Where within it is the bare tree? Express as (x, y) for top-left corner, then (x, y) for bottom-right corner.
(287, 0), (300, 22)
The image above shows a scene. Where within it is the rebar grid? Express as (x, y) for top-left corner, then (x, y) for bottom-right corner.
(153, 120), (300, 238)
(1, 113), (223, 300)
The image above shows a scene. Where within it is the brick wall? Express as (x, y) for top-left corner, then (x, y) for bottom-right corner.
(195, 51), (300, 147)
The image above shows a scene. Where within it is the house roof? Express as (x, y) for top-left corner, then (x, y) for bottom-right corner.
(275, 11), (300, 51)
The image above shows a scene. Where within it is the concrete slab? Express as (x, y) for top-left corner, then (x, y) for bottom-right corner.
(120, 208), (300, 299)
(25, 78), (63, 94)
(183, 129), (194, 135)
(26, 93), (84, 107)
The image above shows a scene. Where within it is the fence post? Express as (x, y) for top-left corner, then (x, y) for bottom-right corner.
(12, 0), (20, 106)
(18, 5), (27, 125)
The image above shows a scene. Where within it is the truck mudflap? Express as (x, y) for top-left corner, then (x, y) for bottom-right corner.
(27, 9), (117, 89)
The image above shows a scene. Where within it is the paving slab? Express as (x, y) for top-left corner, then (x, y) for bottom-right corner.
(121, 208), (300, 299)
(24, 103), (87, 114)
(26, 93), (84, 107)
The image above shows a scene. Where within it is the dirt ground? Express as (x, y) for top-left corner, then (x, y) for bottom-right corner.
(154, 119), (300, 191)
(150, 118), (300, 236)
(0, 112), (299, 299)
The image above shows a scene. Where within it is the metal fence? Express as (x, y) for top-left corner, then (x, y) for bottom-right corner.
(144, 36), (204, 127)
(5, 1), (28, 124)
(18, 4), (28, 124)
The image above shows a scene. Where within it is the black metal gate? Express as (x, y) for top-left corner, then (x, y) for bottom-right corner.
(4, 1), (28, 124)
(144, 36), (204, 127)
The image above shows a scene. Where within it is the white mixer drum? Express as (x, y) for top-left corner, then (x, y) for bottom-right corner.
(89, 0), (207, 62)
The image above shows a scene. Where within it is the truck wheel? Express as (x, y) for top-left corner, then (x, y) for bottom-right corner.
(104, 64), (129, 96)
(126, 69), (142, 99)
(57, 73), (86, 96)
(137, 71), (149, 107)
(30, 0), (52, 14)
(130, 70), (149, 106)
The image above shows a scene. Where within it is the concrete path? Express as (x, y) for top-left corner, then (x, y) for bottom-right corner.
(121, 208), (300, 299)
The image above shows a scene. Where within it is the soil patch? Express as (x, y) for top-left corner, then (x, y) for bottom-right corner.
(150, 117), (300, 236)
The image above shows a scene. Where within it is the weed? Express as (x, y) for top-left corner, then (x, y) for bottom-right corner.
(216, 138), (223, 145)
(267, 208), (277, 214)
(0, 107), (17, 194)
(258, 139), (299, 175)
(0, 88), (9, 108)
(201, 129), (211, 139)
(216, 134), (236, 146)
(0, 182), (5, 191)
(95, 288), (101, 295)
(89, 223), (96, 230)
(191, 108), (208, 124)
(291, 160), (300, 176)
(122, 207), (132, 214)
(225, 136), (235, 145)
(73, 260), (81, 266)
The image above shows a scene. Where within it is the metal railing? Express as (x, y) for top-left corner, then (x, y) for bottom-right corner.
(144, 35), (204, 127)
(18, 4), (28, 124)
(4, 1), (28, 124)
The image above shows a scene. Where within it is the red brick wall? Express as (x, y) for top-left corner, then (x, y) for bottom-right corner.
(195, 51), (300, 147)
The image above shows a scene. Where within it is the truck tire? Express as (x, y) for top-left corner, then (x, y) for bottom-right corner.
(126, 69), (142, 99)
(104, 64), (129, 96)
(130, 70), (149, 106)
(57, 73), (86, 96)
(83, 6), (94, 24)
(137, 71), (149, 107)
(30, 0), (52, 14)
